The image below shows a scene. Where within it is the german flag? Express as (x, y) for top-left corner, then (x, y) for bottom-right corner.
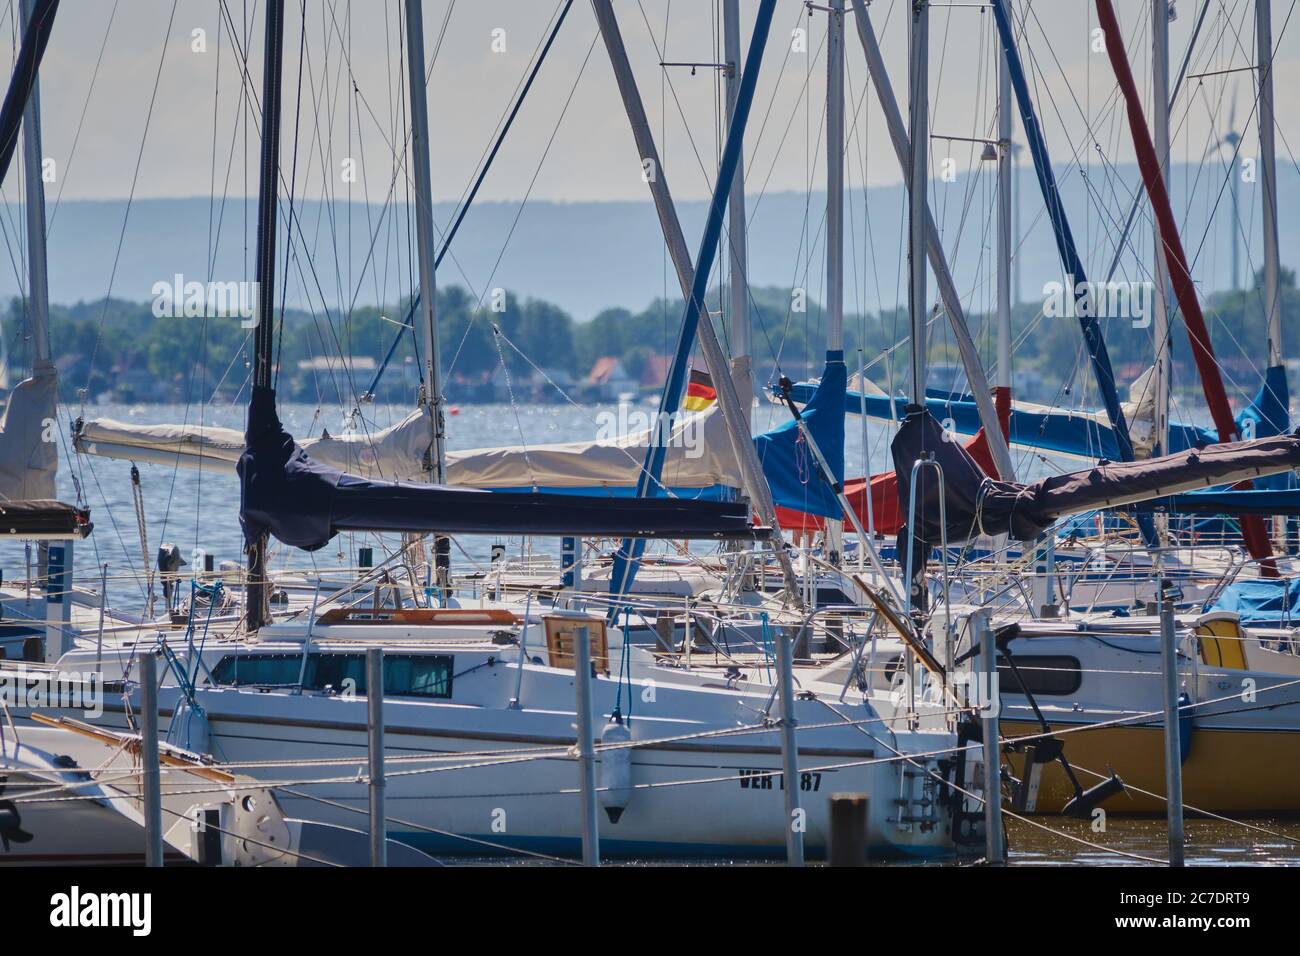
(683, 367), (717, 412)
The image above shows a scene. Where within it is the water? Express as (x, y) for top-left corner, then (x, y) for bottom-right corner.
(7, 400), (1292, 866)
(1005, 818), (1300, 867)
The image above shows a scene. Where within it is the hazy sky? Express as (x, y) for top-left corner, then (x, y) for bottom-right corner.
(10, 0), (1298, 208)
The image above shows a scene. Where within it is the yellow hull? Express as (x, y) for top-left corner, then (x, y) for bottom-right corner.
(1000, 719), (1300, 814)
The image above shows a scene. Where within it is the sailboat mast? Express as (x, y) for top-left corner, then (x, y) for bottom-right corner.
(245, 0), (286, 631)
(18, 0), (50, 371)
(1257, 0), (1281, 371)
(996, 51), (1012, 396)
(907, 1), (928, 408)
(824, 0), (845, 563)
(404, 0), (446, 481)
(826, 0), (845, 356)
(1152, 0), (1172, 459)
(591, 0), (806, 608)
(848, 0), (1015, 481)
(906, 0), (929, 610)
(722, 0), (750, 402)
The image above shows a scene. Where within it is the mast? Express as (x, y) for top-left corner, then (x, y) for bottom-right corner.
(1092, 0), (1276, 572)
(907, 1), (928, 409)
(996, 50), (1012, 403)
(19, 0), (50, 372)
(722, 0), (750, 407)
(244, 0), (286, 631)
(1152, 0), (1172, 460)
(988, 0), (1147, 497)
(404, 0), (451, 602)
(826, 0), (844, 356)
(0, 0), (59, 503)
(824, 0), (845, 563)
(404, 0), (446, 481)
(591, 0), (806, 608)
(848, 0), (1015, 482)
(1257, 0), (1281, 373)
(906, 0), (929, 610)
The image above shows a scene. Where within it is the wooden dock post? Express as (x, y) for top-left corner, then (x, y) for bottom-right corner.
(828, 793), (868, 865)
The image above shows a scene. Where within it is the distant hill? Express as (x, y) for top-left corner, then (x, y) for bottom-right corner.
(5, 162), (1292, 321)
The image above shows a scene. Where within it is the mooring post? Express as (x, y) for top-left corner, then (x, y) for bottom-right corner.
(828, 793), (868, 865)
(139, 652), (163, 867)
(574, 624), (601, 866)
(1158, 581), (1185, 866)
(367, 647), (387, 867)
(977, 608), (1005, 864)
(775, 632), (806, 866)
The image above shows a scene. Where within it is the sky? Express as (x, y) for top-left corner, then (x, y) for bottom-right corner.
(8, 0), (1298, 208)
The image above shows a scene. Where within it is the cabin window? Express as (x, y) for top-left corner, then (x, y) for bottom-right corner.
(814, 588), (853, 606)
(310, 653), (367, 694)
(383, 654), (454, 698)
(211, 653), (302, 687)
(997, 655), (1082, 696)
(212, 651), (454, 699)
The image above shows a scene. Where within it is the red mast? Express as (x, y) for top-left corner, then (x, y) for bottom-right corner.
(1094, 0), (1276, 574)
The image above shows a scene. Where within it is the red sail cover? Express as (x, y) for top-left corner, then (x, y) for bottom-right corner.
(776, 387), (1009, 534)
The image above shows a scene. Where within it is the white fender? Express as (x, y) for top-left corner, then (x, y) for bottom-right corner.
(597, 717), (633, 823)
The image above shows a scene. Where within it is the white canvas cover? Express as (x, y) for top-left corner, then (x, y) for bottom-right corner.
(74, 403), (744, 491)
(0, 369), (58, 500)
(444, 404), (742, 490)
(74, 407), (435, 481)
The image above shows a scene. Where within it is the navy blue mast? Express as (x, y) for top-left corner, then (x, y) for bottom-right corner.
(243, 0), (286, 631)
(989, 0), (1134, 463)
(0, 0), (58, 188)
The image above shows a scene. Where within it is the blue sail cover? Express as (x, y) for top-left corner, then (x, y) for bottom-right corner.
(756, 351), (846, 519)
(238, 387), (762, 551)
(1205, 576), (1300, 626)
(814, 365), (1291, 465)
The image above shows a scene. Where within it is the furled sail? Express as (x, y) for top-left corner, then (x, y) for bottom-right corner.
(795, 365), (1288, 464)
(238, 386), (761, 551)
(0, 369), (57, 500)
(74, 407), (435, 481)
(74, 402), (741, 493)
(893, 406), (1300, 552)
(443, 403), (742, 492)
(755, 351), (846, 518)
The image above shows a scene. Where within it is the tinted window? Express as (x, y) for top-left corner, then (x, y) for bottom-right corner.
(997, 655), (1082, 696)
(210, 653), (301, 687)
(212, 652), (454, 699)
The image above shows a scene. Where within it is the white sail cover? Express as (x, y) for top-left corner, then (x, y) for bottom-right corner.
(0, 370), (58, 500)
(74, 407), (435, 481)
(445, 404), (743, 490)
(74, 403), (743, 491)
